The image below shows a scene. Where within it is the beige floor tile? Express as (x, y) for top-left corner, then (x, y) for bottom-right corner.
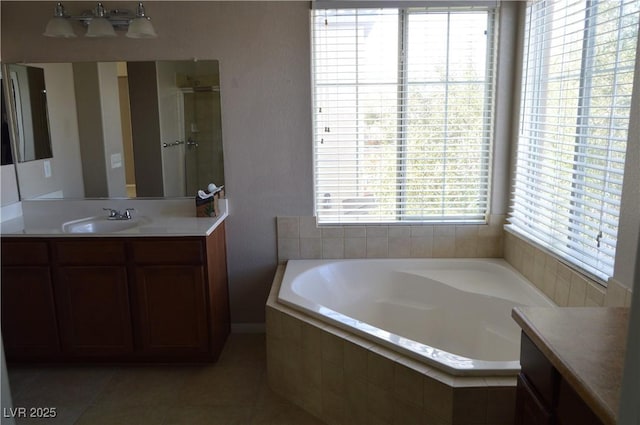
(74, 405), (169, 425)
(176, 365), (263, 407)
(93, 366), (197, 407)
(250, 401), (325, 425)
(12, 367), (114, 408)
(7, 367), (42, 401)
(163, 406), (253, 425)
(6, 333), (328, 425)
(217, 333), (267, 367)
(255, 372), (290, 407)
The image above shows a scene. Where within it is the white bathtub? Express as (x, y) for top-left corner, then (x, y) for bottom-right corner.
(278, 258), (554, 376)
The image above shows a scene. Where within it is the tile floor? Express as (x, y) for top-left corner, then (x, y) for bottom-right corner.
(6, 333), (325, 425)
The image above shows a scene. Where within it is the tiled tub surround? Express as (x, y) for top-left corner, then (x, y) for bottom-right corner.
(276, 215), (506, 262)
(277, 216), (633, 308)
(503, 230), (633, 308)
(270, 216), (633, 424)
(267, 266), (519, 425)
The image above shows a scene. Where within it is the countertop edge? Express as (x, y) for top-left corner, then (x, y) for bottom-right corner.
(512, 307), (625, 425)
(0, 211), (228, 238)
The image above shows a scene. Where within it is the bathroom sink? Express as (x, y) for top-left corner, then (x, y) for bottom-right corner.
(62, 216), (151, 234)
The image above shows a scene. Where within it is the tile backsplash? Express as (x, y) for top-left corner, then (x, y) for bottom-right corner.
(276, 215), (633, 308)
(276, 215), (506, 263)
(503, 230), (633, 308)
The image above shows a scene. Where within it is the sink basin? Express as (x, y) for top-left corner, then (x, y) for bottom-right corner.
(62, 216), (151, 234)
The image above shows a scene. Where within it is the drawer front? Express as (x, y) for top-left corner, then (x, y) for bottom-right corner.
(1, 240), (49, 265)
(520, 332), (558, 409)
(55, 240), (126, 265)
(131, 239), (204, 264)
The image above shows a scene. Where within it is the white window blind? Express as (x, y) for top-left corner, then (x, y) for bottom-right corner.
(312, 7), (496, 224)
(510, 0), (639, 281)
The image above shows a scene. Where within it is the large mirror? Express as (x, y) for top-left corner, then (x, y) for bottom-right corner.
(2, 59), (224, 200)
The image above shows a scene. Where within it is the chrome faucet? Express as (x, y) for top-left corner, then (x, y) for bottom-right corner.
(103, 208), (134, 220)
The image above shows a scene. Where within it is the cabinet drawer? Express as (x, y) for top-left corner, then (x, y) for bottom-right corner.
(131, 239), (204, 264)
(55, 240), (126, 265)
(1, 240), (49, 265)
(520, 332), (558, 409)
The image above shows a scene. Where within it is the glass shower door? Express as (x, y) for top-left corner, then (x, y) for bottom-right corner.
(183, 87), (223, 196)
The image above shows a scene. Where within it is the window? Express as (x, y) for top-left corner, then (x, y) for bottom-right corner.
(510, 0), (639, 281)
(312, 6), (496, 224)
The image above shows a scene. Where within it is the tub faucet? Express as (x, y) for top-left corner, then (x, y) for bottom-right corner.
(103, 208), (134, 220)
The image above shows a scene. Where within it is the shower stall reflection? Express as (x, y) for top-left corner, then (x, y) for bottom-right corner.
(126, 60), (224, 198)
(179, 81), (223, 198)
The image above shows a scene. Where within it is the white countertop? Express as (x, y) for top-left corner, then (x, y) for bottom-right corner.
(0, 198), (228, 237)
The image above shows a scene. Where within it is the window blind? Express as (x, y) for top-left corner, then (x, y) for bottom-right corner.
(312, 7), (496, 224)
(510, 0), (639, 281)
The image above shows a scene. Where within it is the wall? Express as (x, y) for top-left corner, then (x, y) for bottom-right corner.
(0, 165), (19, 206)
(73, 61), (129, 198)
(127, 61), (164, 197)
(15, 63), (84, 199)
(157, 60), (187, 197)
(117, 75), (136, 188)
(1, 1), (313, 324)
(617, 29), (640, 424)
(73, 62), (109, 197)
(97, 62), (127, 198)
(614, 34), (640, 290)
(41, 63), (84, 199)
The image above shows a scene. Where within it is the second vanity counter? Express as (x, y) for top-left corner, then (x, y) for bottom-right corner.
(512, 307), (629, 425)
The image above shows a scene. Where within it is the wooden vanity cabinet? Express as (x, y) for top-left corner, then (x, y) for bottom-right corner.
(0, 224), (230, 363)
(1, 240), (60, 358)
(515, 333), (604, 425)
(515, 333), (558, 425)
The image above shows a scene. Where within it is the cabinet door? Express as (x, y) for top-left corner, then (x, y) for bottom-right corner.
(515, 374), (553, 425)
(1, 267), (60, 359)
(134, 265), (208, 357)
(55, 266), (133, 356)
(556, 379), (604, 425)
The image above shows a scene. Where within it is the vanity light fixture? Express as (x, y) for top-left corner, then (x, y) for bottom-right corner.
(43, 2), (157, 39)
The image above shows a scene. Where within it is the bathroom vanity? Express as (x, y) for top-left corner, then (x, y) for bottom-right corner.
(0, 199), (230, 363)
(512, 307), (628, 425)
